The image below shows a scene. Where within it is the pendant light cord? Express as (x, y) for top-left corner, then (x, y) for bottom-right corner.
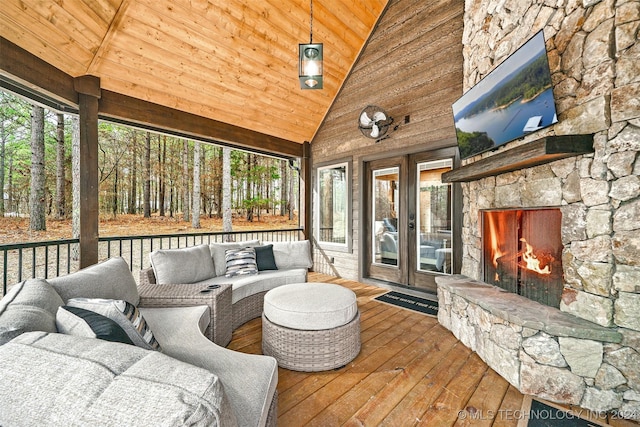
(309, 0), (313, 44)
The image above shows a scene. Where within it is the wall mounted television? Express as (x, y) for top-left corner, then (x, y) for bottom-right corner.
(452, 30), (558, 160)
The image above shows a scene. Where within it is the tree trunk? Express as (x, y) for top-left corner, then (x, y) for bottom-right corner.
(158, 135), (165, 217)
(29, 105), (46, 231)
(222, 147), (232, 236)
(182, 139), (189, 221)
(0, 113), (5, 217)
(112, 165), (118, 217)
(128, 131), (137, 214)
(192, 141), (201, 228)
(71, 117), (80, 260)
(55, 113), (66, 219)
(143, 132), (151, 217)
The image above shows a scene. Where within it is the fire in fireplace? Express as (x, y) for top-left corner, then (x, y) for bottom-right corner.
(482, 208), (563, 307)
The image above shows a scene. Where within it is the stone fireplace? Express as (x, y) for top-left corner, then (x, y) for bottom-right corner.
(436, 0), (640, 418)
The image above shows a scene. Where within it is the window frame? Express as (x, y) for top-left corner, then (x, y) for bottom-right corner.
(314, 159), (352, 253)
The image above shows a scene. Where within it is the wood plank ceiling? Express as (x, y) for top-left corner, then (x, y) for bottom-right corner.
(0, 0), (388, 145)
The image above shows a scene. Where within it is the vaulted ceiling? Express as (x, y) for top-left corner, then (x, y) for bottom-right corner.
(0, 0), (389, 146)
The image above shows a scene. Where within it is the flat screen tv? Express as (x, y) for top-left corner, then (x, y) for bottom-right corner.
(452, 30), (558, 159)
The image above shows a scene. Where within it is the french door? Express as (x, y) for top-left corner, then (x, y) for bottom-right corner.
(364, 153), (454, 292)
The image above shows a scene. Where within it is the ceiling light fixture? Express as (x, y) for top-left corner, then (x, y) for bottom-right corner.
(299, 0), (323, 89)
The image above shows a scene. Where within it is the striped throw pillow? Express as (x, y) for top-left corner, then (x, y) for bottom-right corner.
(225, 248), (258, 278)
(66, 298), (161, 351)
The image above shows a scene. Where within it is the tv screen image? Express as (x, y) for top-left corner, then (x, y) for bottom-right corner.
(452, 30), (558, 159)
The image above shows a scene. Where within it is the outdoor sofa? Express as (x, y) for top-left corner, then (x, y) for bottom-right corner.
(140, 240), (313, 332)
(0, 253), (295, 426)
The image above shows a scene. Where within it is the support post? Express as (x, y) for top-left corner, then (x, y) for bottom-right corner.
(74, 75), (100, 268)
(300, 141), (312, 240)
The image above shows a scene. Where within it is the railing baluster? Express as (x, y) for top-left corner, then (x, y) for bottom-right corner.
(31, 248), (36, 279)
(18, 249), (23, 282)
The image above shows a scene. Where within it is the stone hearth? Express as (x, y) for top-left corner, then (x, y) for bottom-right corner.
(437, 0), (640, 418)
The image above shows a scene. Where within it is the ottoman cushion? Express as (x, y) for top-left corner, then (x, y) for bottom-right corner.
(263, 283), (357, 330)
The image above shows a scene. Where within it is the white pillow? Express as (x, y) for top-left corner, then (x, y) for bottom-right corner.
(210, 240), (260, 277)
(266, 240), (313, 270)
(149, 244), (215, 284)
(66, 298), (160, 351)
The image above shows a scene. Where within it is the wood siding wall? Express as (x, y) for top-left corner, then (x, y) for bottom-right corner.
(311, 0), (464, 280)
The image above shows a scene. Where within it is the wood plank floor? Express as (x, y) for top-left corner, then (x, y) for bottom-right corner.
(228, 273), (638, 427)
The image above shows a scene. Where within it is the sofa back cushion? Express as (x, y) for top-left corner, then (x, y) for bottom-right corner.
(266, 240), (314, 270)
(0, 331), (237, 427)
(0, 279), (63, 345)
(209, 240), (260, 277)
(150, 244), (216, 284)
(48, 257), (140, 306)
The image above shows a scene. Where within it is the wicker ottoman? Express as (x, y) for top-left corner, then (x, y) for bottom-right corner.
(261, 282), (360, 372)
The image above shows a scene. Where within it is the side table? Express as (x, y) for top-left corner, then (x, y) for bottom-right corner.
(138, 282), (232, 347)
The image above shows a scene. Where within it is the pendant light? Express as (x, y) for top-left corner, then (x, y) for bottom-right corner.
(299, 0), (323, 89)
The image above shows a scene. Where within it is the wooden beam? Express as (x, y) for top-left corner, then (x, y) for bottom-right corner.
(98, 90), (303, 158)
(0, 36), (77, 109)
(75, 76), (101, 268)
(442, 135), (595, 183)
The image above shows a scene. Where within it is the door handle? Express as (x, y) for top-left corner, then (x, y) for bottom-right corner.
(408, 222), (415, 230)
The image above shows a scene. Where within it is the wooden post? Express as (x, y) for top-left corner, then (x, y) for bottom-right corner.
(300, 141), (312, 240)
(74, 75), (101, 268)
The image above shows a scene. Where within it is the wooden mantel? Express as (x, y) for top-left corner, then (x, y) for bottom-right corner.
(442, 134), (594, 183)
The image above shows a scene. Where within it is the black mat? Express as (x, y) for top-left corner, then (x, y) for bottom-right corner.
(374, 291), (438, 317)
(523, 397), (610, 426)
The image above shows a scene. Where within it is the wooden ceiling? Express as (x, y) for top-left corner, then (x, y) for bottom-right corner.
(0, 0), (388, 145)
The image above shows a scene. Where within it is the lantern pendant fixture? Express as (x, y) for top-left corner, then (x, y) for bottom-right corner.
(299, 0), (323, 89)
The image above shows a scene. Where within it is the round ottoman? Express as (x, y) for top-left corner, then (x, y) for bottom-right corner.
(261, 282), (361, 372)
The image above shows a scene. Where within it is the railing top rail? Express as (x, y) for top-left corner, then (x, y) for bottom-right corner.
(0, 228), (303, 250)
(0, 238), (80, 250)
(97, 228), (303, 242)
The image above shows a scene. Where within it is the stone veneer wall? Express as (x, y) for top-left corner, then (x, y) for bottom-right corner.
(436, 0), (640, 417)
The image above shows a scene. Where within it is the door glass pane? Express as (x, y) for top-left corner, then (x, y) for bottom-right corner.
(416, 159), (453, 273)
(317, 163), (348, 245)
(373, 167), (399, 266)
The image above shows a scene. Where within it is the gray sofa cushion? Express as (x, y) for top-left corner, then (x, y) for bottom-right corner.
(209, 240), (260, 277)
(266, 240), (313, 270)
(48, 257), (140, 306)
(150, 244), (216, 284)
(193, 268), (308, 304)
(0, 331), (237, 427)
(141, 306), (276, 427)
(0, 279), (63, 345)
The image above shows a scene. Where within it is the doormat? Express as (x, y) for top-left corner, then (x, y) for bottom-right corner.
(374, 291), (438, 317)
(518, 396), (611, 427)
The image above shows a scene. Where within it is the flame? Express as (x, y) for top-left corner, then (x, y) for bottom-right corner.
(519, 238), (551, 275)
(486, 213), (505, 281)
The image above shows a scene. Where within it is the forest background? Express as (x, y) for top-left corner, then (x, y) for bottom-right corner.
(0, 91), (299, 244)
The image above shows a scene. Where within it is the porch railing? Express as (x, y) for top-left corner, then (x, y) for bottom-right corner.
(0, 228), (303, 296)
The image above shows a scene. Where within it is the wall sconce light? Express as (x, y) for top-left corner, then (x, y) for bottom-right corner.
(299, 0), (323, 89)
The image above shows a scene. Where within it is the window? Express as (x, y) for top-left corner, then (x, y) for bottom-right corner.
(315, 161), (350, 250)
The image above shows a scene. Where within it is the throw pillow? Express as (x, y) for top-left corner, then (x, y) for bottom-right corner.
(66, 298), (161, 351)
(48, 257), (140, 305)
(265, 240), (314, 269)
(210, 240), (260, 276)
(56, 306), (134, 345)
(254, 244), (278, 271)
(0, 278), (63, 345)
(225, 248), (258, 278)
(149, 244), (215, 284)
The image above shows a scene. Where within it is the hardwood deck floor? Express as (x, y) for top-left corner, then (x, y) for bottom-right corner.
(228, 273), (638, 427)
